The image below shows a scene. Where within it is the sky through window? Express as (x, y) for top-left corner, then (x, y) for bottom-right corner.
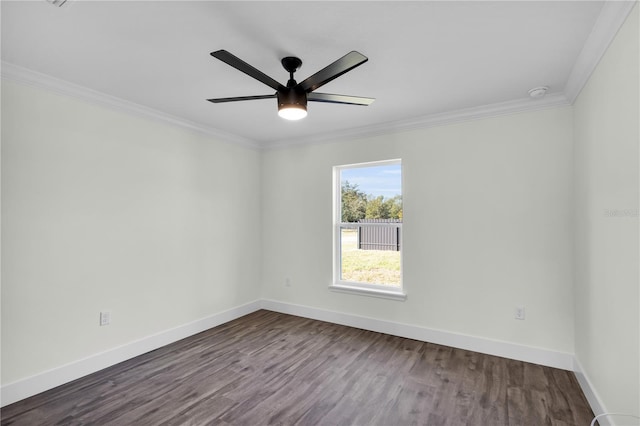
(340, 164), (401, 198)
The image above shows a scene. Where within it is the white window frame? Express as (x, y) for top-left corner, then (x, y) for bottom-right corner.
(330, 159), (406, 301)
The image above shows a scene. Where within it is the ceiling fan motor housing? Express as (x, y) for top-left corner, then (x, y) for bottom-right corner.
(277, 88), (307, 110)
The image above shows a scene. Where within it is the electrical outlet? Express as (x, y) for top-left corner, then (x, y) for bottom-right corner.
(515, 306), (525, 320)
(100, 311), (111, 326)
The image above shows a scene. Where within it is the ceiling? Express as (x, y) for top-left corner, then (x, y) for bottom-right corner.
(1, 1), (634, 149)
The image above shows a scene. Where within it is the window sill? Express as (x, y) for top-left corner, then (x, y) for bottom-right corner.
(329, 283), (407, 301)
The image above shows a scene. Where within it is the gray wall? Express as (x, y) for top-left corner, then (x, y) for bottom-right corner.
(1, 80), (262, 383)
(261, 106), (575, 353)
(573, 5), (639, 418)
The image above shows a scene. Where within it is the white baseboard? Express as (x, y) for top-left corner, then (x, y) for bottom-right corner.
(0, 299), (591, 409)
(0, 300), (262, 407)
(260, 299), (575, 371)
(573, 357), (611, 426)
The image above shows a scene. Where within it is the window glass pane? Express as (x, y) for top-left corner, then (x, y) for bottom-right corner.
(340, 164), (402, 223)
(340, 227), (401, 286)
(336, 160), (402, 289)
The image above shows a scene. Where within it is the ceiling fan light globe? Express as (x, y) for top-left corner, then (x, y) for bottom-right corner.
(278, 105), (307, 120)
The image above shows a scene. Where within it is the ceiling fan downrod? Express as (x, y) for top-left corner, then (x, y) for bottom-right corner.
(281, 56), (302, 87)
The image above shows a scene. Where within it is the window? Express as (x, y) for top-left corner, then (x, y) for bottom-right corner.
(332, 159), (405, 300)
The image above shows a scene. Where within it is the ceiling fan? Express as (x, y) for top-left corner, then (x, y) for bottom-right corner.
(207, 50), (375, 120)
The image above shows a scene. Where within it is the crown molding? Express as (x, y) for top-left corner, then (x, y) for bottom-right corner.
(0, 62), (571, 151)
(265, 93), (571, 150)
(0, 62), (261, 150)
(564, 0), (637, 104)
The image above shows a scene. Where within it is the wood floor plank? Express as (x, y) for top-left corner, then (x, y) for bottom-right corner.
(1, 310), (594, 425)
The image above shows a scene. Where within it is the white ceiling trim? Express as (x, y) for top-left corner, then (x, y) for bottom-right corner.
(0, 62), (260, 150)
(267, 93), (571, 150)
(564, 0), (637, 103)
(0, 62), (571, 151)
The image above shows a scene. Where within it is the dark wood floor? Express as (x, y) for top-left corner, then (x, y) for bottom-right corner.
(2, 310), (593, 426)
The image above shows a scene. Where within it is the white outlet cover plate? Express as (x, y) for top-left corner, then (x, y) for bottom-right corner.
(100, 311), (111, 326)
